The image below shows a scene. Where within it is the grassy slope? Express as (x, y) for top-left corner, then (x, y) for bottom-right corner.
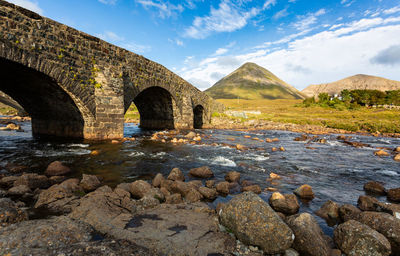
(217, 99), (400, 133)
(206, 63), (304, 100)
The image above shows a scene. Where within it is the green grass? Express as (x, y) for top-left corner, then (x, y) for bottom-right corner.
(217, 99), (400, 133)
(0, 103), (18, 116)
(124, 104), (140, 120)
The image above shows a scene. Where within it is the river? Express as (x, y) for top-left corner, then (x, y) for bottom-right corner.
(1, 119), (399, 236)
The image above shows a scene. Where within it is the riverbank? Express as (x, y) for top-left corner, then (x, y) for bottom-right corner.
(214, 99), (400, 135)
(1, 153), (400, 255)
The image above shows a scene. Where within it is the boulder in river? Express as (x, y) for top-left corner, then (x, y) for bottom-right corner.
(80, 174), (101, 192)
(315, 200), (340, 225)
(216, 181), (230, 195)
(269, 192), (299, 215)
(0, 176), (18, 189)
(364, 181), (386, 195)
(219, 192), (294, 254)
(338, 204), (362, 223)
(387, 188), (400, 202)
(334, 220), (391, 256)
(7, 185), (31, 198)
(129, 180), (152, 199)
(358, 195), (378, 211)
(152, 173), (164, 187)
(167, 168), (185, 182)
(45, 161), (72, 176)
(242, 184), (262, 194)
(198, 186), (217, 200)
(394, 154), (400, 162)
(357, 211), (400, 255)
(374, 150), (390, 157)
(225, 171), (240, 183)
(189, 166), (214, 178)
(13, 173), (50, 190)
(294, 184), (315, 200)
(286, 213), (331, 256)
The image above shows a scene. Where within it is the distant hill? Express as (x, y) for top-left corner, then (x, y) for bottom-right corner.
(302, 74), (400, 98)
(205, 62), (305, 100)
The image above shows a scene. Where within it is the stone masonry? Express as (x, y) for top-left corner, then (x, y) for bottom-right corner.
(0, 0), (223, 139)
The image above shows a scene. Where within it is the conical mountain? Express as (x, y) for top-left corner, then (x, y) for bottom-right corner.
(205, 62), (305, 100)
(302, 74), (400, 98)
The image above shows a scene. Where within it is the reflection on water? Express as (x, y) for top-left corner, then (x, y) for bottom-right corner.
(1, 119), (400, 236)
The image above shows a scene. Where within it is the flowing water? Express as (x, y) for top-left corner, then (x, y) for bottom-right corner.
(1, 119), (400, 236)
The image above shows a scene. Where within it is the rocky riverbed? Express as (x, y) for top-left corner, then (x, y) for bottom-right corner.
(1, 116), (400, 255)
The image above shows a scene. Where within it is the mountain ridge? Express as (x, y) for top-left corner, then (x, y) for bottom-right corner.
(302, 74), (400, 98)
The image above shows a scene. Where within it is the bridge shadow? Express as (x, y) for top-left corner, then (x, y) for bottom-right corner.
(0, 57), (85, 138)
(132, 86), (175, 130)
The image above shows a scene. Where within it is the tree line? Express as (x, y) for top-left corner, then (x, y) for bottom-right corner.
(302, 89), (400, 110)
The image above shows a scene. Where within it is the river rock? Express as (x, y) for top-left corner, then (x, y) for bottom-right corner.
(339, 204), (362, 222)
(0, 216), (93, 255)
(0, 198), (28, 227)
(152, 173), (164, 187)
(167, 167), (185, 181)
(13, 173), (50, 190)
(185, 131), (196, 139)
(7, 185), (31, 197)
(45, 161), (72, 176)
(129, 180), (152, 199)
(205, 180), (215, 188)
(294, 184), (315, 199)
(216, 181), (230, 195)
(0, 176), (18, 189)
(315, 200), (340, 225)
(219, 192), (294, 254)
(387, 188), (400, 202)
(170, 180), (192, 196)
(198, 186), (217, 200)
(396, 146), (400, 152)
(394, 154), (400, 161)
(364, 181), (386, 195)
(357, 211), (400, 254)
(165, 193), (183, 204)
(34, 178), (81, 214)
(269, 192), (300, 215)
(116, 182), (131, 193)
(242, 184), (262, 194)
(185, 188), (203, 203)
(334, 220), (391, 256)
(80, 174), (101, 192)
(4, 163), (27, 174)
(225, 171), (240, 182)
(189, 166), (214, 178)
(374, 150), (390, 157)
(49, 175), (67, 185)
(286, 213), (331, 256)
(358, 195), (378, 211)
(188, 180), (203, 188)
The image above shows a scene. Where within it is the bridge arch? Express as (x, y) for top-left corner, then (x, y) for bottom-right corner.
(193, 105), (204, 129)
(128, 86), (176, 129)
(0, 49), (94, 138)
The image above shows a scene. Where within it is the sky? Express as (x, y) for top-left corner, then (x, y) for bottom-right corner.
(7, 0), (400, 91)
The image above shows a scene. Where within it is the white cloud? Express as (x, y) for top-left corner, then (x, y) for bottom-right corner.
(273, 7), (289, 20)
(215, 48), (228, 55)
(180, 15), (400, 91)
(136, 0), (184, 18)
(8, 0), (43, 15)
(98, 0), (117, 5)
(97, 31), (124, 42)
(184, 0), (266, 39)
(292, 9), (325, 31)
(263, 0), (277, 10)
(122, 42), (151, 53)
(383, 6), (400, 15)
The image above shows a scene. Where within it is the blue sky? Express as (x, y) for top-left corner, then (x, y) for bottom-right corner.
(8, 0), (400, 91)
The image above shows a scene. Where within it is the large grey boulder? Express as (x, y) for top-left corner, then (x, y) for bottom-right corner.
(219, 192), (294, 254)
(34, 178), (81, 214)
(357, 211), (400, 255)
(286, 213), (331, 256)
(334, 220), (391, 256)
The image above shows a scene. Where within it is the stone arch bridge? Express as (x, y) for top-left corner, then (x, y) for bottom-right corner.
(0, 0), (222, 139)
